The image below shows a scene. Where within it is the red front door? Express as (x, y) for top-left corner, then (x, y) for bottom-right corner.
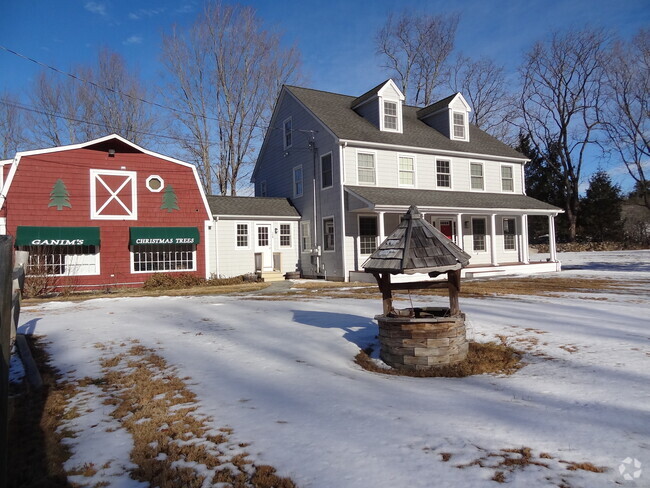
(440, 220), (453, 240)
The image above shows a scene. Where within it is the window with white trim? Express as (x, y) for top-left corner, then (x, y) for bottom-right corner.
(472, 218), (486, 252)
(280, 224), (291, 247)
(300, 221), (311, 252)
(384, 101), (398, 130)
(503, 218), (516, 251)
(398, 155), (414, 186)
(453, 112), (466, 139)
(21, 245), (99, 276)
(293, 165), (303, 198)
(470, 162), (484, 190)
(283, 117), (292, 149)
(436, 159), (451, 188)
(321, 153), (332, 189)
(131, 244), (196, 272)
(501, 166), (514, 192)
(323, 217), (335, 251)
(359, 216), (378, 254)
(358, 153), (375, 185)
(236, 223), (249, 248)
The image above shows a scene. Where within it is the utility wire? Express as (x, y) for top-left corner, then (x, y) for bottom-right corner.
(0, 44), (282, 133)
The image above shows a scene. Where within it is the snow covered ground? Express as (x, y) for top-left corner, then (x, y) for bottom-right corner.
(16, 250), (650, 487)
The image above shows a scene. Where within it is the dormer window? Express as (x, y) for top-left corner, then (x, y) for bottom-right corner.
(453, 112), (466, 139)
(384, 101), (398, 130)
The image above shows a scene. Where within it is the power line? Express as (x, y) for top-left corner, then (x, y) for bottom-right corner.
(0, 44), (280, 133)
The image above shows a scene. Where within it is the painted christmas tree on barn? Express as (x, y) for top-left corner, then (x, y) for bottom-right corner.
(48, 178), (71, 210)
(161, 184), (179, 212)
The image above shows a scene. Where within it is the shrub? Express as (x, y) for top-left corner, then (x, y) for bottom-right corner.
(143, 273), (206, 290)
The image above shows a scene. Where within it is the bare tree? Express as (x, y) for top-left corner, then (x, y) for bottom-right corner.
(161, 1), (301, 195)
(602, 29), (650, 209)
(0, 91), (25, 158)
(93, 48), (156, 146)
(519, 29), (609, 241)
(376, 11), (459, 106)
(448, 55), (513, 141)
(27, 49), (156, 147)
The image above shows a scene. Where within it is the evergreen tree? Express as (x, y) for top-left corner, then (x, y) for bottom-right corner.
(48, 178), (71, 210)
(580, 171), (624, 242)
(516, 133), (568, 241)
(161, 185), (179, 212)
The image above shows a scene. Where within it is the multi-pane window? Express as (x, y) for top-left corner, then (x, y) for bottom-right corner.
(132, 244), (195, 272)
(236, 224), (249, 248)
(358, 153), (376, 185)
(293, 165), (303, 197)
(301, 221), (311, 252)
(472, 218), (486, 252)
(359, 216), (378, 254)
(321, 153), (332, 189)
(453, 112), (466, 139)
(283, 117), (292, 148)
(470, 163), (484, 190)
(384, 101), (398, 130)
(257, 226), (269, 247)
(399, 156), (414, 186)
(501, 166), (514, 192)
(280, 224), (291, 247)
(436, 160), (451, 188)
(23, 245), (99, 276)
(503, 218), (516, 251)
(323, 217), (335, 251)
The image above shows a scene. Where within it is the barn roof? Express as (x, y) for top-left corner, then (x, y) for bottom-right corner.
(362, 205), (471, 275)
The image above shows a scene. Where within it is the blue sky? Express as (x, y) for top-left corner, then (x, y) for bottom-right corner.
(1, 0), (648, 189)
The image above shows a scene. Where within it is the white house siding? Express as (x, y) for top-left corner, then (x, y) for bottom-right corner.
(210, 218), (299, 278)
(343, 146), (524, 194)
(255, 91), (345, 280)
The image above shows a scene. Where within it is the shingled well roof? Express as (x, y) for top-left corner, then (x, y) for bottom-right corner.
(207, 195), (300, 217)
(285, 85), (525, 160)
(362, 205), (471, 275)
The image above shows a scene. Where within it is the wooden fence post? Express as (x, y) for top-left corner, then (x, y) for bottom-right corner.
(0, 235), (14, 488)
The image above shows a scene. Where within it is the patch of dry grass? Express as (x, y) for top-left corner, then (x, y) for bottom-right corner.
(454, 446), (607, 484)
(92, 341), (295, 488)
(23, 282), (270, 305)
(354, 341), (523, 378)
(8, 336), (75, 487)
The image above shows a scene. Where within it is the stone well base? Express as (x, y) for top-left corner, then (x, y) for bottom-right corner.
(376, 307), (468, 370)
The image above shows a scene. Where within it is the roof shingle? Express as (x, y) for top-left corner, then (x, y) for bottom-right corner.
(207, 195), (300, 217)
(285, 85), (525, 160)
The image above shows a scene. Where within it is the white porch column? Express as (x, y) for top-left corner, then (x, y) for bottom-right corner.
(548, 215), (558, 262)
(456, 213), (464, 249)
(378, 211), (386, 243)
(490, 213), (499, 266)
(521, 214), (530, 264)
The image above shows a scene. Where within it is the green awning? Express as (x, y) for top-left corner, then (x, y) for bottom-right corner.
(129, 227), (200, 245)
(16, 226), (101, 246)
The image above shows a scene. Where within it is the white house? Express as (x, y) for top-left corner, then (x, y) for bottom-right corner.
(252, 80), (562, 281)
(205, 195), (300, 281)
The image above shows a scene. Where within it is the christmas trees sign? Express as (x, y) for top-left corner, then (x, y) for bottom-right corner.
(49, 179), (72, 210)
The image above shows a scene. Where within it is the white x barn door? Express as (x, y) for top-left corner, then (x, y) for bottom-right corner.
(90, 169), (138, 220)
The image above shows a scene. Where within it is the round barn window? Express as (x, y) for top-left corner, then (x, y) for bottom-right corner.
(146, 175), (164, 192)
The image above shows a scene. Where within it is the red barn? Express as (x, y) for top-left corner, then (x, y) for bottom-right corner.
(0, 134), (212, 290)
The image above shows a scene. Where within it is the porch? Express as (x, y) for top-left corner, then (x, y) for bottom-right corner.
(344, 186), (562, 281)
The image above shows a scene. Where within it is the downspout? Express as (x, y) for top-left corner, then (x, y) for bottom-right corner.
(339, 142), (348, 281)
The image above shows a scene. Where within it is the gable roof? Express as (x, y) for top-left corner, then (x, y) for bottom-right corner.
(350, 79), (404, 108)
(207, 195), (300, 218)
(285, 85), (524, 161)
(0, 134), (212, 218)
(345, 186), (562, 213)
